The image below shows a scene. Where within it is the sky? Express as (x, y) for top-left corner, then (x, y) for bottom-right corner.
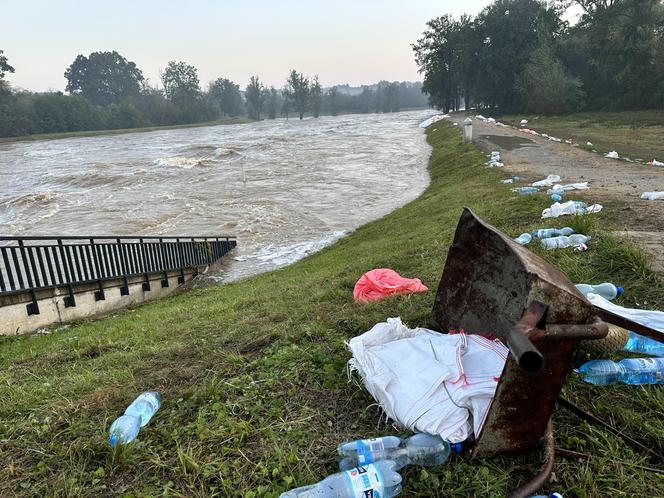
(3, 0), (497, 92)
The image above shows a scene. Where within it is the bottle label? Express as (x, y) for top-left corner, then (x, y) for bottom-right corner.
(356, 438), (385, 465)
(344, 464), (385, 498)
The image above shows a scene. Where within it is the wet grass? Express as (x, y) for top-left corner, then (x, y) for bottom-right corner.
(1, 124), (663, 496)
(0, 116), (253, 144)
(500, 110), (664, 161)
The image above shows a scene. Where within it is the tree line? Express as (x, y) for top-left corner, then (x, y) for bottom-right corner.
(0, 50), (428, 138)
(412, 0), (664, 114)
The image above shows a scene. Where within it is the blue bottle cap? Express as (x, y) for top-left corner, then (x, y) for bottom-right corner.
(616, 286), (624, 295)
(450, 442), (463, 453)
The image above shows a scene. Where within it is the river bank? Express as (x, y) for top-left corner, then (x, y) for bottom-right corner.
(1, 123), (662, 496)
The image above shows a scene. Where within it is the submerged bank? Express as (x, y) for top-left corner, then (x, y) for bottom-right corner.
(0, 123), (663, 496)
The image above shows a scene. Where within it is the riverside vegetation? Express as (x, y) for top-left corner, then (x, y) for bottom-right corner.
(1, 123), (663, 496)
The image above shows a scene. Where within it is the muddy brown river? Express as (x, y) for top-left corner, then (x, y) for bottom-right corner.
(0, 111), (432, 281)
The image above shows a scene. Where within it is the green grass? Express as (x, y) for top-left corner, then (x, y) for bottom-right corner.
(1, 124), (663, 496)
(500, 110), (664, 161)
(0, 116), (253, 144)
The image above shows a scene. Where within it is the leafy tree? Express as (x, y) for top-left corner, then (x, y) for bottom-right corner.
(64, 51), (144, 106)
(209, 78), (242, 117)
(286, 70), (309, 119)
(245, 76), (266, 120)
(310, 75), (322, 117)
(161, 61), (201, 106)
(516, 45), (585, 114)
(281, 83), (291, 118)
(327, 86), (339, 116)
(0, 49), (15, 80)
(266, 87), (280, 119)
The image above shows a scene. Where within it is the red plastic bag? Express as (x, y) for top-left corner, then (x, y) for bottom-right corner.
(353, 268), (428, 303)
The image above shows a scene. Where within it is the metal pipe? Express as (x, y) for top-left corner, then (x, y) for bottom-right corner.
(507, 418), (555, 498)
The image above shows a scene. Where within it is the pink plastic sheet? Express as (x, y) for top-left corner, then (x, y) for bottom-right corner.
(353, 268), (428, 302)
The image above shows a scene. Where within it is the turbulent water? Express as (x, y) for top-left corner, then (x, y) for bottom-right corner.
(0, 111), (432, 281)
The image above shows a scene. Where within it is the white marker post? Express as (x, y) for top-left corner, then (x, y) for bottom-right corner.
(463, 117), (473, 143)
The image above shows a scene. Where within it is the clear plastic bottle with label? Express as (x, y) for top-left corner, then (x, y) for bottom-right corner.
(279, 460), (402, 498)
(108, 391), (161, 447)
(531, 227), (575, 239)
(540, 234), (591, 249)
(574, 283), (623, 301)
(577, 358), (664, 385)
(624, 331), (664, 356)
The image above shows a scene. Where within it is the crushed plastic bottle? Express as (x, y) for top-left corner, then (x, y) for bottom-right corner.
(280, 460), (402, 498)
(513, 186), (539, 195)
(109, 391), (161, 447)
(577, 358), (664, 385)
(551, 193), (562, 202)
(575, 283), (622, 301)
(540, 234), (591, 249)
(624, 331), (664, 357)
(514, 233), (532, 245)
(337, 434), (462, 471)
(531, 227), (575, 239)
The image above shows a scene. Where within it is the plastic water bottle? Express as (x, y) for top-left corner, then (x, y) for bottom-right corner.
(540, 234), (591, 249)
(514, 233), (532, 245)
(551, 193), (562, 202)
(577, 358), (664, 385)
(108, 391), (161, 447)
(529, 494), (563, 498)
(280, 460), (402, 498)
(624, 331), (664, 356)
(513, 186), (539, 194)
(109, 415), (141, 447)
(124, 391), (161, 426)
(337, 434), (461, 471)
(574, 283), (623, 300)
(531, 227), (575, 239)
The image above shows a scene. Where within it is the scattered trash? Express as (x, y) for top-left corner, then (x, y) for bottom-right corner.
(575, 283), (622, 301)
(574, 243), (589, 252)
(513, 186), (539, 195)
(499, 176), (520, 184)
(35, 328), (51, 335)
(540, 234), (591, 249)
(531, 227), (575, 238)
(577, 357), (664, 385)
(109, 391), (161, 447)
(586, 293), (664, 334)
(353, 269), (428, 303)
(347, 318), (507, 442)
(624, 331), (664, 356)
(280, 460), (402, 498)
(487, 117), (496, 123)
(532, 174), (561, 187)
(586, 142), (593, 146)
(551, 193), (562, 202)
(546, 182), (589, 194)
(514, 233), (532, 245)
(486, 151), (503, 168)
(647, 159), (664, 167)
(338, 434), (461, 471)
(530, 493), (563, 498)
(520, 119), (528, 126)
(641, 191), (664, 200)
(605, 150), (619, 159)
(541, 201), (602, 219)
(475, 114), (486, 121)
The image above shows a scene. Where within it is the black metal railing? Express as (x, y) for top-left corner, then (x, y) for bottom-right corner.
(0, 236), (236, 315)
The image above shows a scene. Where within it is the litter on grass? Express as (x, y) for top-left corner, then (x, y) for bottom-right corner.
(587, 293), (664, 333)
(648, 159), (664, 167)
(532, 174), (561, 187)
(605, 150), (619, 159)
(541, 201), (603, 219)
(353, 268), (428, 303)
(546, 182), (589, 194)
(641, 191), (664, 200)
(519, 119), (528, 126)
(347, 317), (507, 443)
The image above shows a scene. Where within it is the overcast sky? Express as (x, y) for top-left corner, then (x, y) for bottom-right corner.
(4, 0), (499, 92)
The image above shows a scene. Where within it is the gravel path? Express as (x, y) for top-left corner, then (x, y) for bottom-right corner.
(449, 113), (664, 271)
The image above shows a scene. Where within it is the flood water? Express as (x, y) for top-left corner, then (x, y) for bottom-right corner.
(0, 111), (432, 281)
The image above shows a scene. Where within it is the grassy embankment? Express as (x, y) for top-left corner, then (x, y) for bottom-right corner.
(0, 116), (253, 144)
(501, 110), (664, 161)
(1, 123), (663, 496)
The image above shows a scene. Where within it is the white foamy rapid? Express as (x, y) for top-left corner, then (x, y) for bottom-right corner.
(0, 111), (432, 281)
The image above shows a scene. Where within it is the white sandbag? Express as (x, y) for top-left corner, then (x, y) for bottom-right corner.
(641, 191), (664, 200)
(532, 174), (561, 187)
(586, 294), (664, 333)
(520, 119), (528, 126)
(419, 114), (449, 128)
(347, 317), (507, 443)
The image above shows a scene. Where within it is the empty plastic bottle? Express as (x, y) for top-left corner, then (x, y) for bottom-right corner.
(531, 227), (575, 239)
(513, 186), (539, 195)
(577, 358), (664, 385)
(337, 434), (462, 471)
(574, 283), (623, 301)
(514, 233), (532, 245)
(108, 391), (161, 447)
(529, 494), (563, 498)
(624, 331), (664, 356)
(551, 193), (562, 202)
(124, 391), (161, 426)
(280, 460), (402, 498)
(540, 234), (591, 249)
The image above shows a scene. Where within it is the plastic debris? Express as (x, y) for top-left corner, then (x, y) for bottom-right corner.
(280, 460), (402, 498)
(586, 293), (664, 334)
(512, 186), (539, 195)
(109, 391), (161, 447)
(575, 283), (622, 301)
(586, 142), (593, 146)
(514, 233), (532, 245)
(531, 227), (575, 238)
(348, 318), (507, 443)
(486, 150), (503, 168)
(577, 358), (664, 386)
(641, 191), (664, 200)
(551, 193), (562, 202)
(475, 114), (486, 121)
(605, 150), (619, 159)
(540, 234), (591, 249)
(532, 174), (561, 187)
(647, 159), (664, 167)
(353, 269), (428, 303)
(624, 331), (664, 357)
(520, 119), (528, 126)
(546, 182), (589, 193)
(487, 117), (496, 123)
(337, 434), (461, 471)
(541, 201), (602, 219)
